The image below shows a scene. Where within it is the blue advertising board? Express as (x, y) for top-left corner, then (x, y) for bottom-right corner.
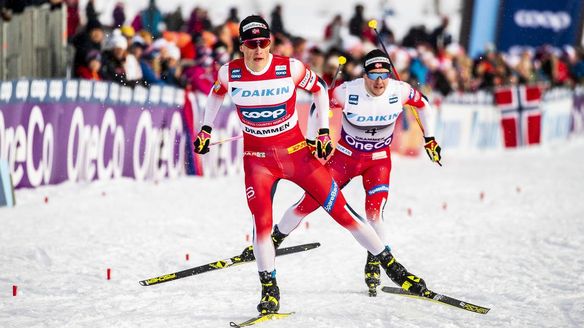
(497, 0), (584, 52)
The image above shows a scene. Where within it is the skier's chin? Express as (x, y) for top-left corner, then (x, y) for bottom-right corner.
(373, 86), (384, 95)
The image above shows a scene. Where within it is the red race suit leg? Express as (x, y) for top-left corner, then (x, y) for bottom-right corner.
(361, 152), (392, 244)
(278, 149), (385, 253)
(243, 154), (282, 272)
(277, 151), (357, 234)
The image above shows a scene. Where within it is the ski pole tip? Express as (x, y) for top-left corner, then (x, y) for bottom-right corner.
(338, 56), (347, 65)
(368, 20), (378, 29)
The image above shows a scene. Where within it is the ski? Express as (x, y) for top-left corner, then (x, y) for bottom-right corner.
(229, 312), (294, 327)
(381, 286), (490, 314)
(139, 243), (320, 286)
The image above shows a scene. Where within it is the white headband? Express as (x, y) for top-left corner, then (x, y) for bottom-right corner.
(242, 22), (267, 32)
(364, 57), (390, 66)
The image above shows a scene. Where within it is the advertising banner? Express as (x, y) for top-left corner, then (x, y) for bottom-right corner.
(0, 80), (187, 189)
(497, 0), (584, 52)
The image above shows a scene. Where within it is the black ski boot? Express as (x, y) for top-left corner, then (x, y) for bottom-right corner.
(364, 251), (381, 297)
(257, 271), (280, 314)
(239, 225), (288, 262)
(377, 247), (427, 295)
(271, 225), (288, 249)
(238, 245), (255, 262)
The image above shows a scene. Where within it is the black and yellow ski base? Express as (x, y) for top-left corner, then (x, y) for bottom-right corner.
(381, 286), (490, 314)
(229, 312), (294, 327)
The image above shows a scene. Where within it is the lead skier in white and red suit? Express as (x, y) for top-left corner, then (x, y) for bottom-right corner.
(193, 16), (428, 314)
(273, 49), (443, 297)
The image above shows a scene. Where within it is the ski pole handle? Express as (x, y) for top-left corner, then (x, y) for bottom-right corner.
(368, 20), (400, 81)
(210, 135), (243, 146)
(330, 56), (347, 89)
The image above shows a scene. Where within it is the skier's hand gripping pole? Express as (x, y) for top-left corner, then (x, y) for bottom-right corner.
(423, 136), (442, 165)
(193, 125), (212, 154)
(306, 56), (347, 157)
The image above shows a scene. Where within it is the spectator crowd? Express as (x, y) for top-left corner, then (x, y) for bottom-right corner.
(3, 1), (584, 96)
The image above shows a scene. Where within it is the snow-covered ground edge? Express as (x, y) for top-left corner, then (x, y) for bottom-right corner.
(1, 138), (584, 327)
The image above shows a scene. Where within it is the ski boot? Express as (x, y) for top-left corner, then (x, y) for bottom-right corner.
(271, 225), (288, 249)
(377, 247), (427, 295)
(364, 251), (381, 297)
(237, 245), (255, 262)
(238, 225), (288, 262)
(257, 270), (280, 314)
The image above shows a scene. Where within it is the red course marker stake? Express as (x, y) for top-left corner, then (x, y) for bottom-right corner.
(107, 268), (111, 280)
(44, 196), (48, 204)
(480, 191), (485, 201)
(407, 208), (412, 216)
(12, 285), (17, 296)
(442, 202), (448, 210)
(245, 234), (250, 242)
(305, 221), (310, 229)
(186, 253), (190, 261)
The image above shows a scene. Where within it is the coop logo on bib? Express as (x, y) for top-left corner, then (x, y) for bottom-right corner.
(240, 104), (287, 123)
(231, 69), (242, 80)
(275, 65), (287, 76)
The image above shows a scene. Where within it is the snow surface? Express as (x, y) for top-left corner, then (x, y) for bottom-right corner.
(2, 139), (584, 328)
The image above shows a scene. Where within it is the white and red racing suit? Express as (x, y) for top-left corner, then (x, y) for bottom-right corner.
(202, 55), (387, 271)
(277, 78), (436, 244)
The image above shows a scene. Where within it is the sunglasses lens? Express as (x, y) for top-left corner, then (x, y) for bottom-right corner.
(243, 40), (257, 49)
(368, 72), (389, 80)
(244, 39), (271, 49)
(258, 39), (271, 48)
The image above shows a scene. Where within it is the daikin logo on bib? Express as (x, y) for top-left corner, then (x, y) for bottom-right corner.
(231, 86), (291, 98)
(347, 112), (399, 122)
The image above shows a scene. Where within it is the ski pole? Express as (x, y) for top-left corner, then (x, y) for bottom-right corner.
(210, 135), (243, 146)
(330, 56), (347, 89)
(368, 19), (441, 166)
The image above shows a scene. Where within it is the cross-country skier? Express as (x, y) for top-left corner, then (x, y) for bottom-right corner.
(193, 16), (428, 314)
(272, 49), (443, 296)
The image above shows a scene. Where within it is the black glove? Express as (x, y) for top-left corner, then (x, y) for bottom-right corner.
(316, 128), (333, 160)
(423, 136), (441, 163)
(193, 125), (212, 154)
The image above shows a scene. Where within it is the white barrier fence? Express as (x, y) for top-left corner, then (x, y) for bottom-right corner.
(434, 87), (578, 152)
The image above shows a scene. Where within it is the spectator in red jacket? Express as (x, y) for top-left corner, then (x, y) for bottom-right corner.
(76, 50), (102, 80)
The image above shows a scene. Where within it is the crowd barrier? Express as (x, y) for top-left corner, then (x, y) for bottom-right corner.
(435, 85), (578, 152)
(1, 79), (582, 189)
(0, 80), (189, 189)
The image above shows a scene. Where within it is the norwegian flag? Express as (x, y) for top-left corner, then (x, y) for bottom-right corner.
(494, 85), (542, 147)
